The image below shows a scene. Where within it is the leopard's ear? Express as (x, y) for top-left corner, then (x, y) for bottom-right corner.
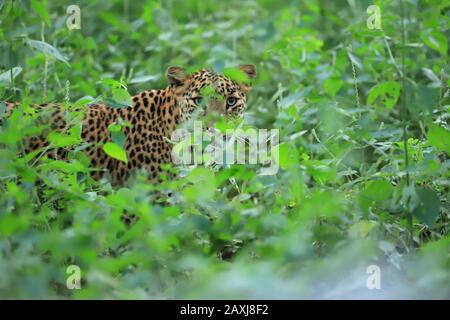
(239, 64), (257, 79)
(238, 64), (256, 93)
(167, 66), (187, 86)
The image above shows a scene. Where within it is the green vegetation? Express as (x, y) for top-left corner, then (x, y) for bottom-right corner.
(0, 0), (449, 299)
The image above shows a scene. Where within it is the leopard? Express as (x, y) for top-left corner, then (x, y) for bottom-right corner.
(1, 64), (256, 185)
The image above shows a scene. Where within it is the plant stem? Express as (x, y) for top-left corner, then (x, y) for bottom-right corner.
(400, 0), (413, 249)
(8, 41), (15, 103)
(9, 0), (16, 103)
(41, 22), (48, 99)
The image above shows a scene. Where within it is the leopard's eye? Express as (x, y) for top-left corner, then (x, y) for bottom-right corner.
(193, 97), (203, 106)
(226, 97), (237, 107)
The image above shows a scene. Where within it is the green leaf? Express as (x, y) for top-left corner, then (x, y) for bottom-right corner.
(359, 180), (393, 214)
(0, 214), (29, 237)
(0, 67), (22, 83)
(103, 142), (128, 163)
(112, 87), (131, 106)
(47, 132), (81, 147)
(415, 86), (439, 115)
(274, 143), (298, 169)
(422, 31), (448, 56)
(101, 78), (124, 87)
(74, 96), (97, 107)
(199, 85), (219, 100)
(184, 167), (216, 202)
(422, 68), (441, 86)
(412, 188), (441, 226)
(99, 79), (131, 107)
(28, 40), (70, 66)
(129, 74), (159, 84)
(347, 51), (362, 70)
(349, 220), (377, 238)
(427, 123), (450, 154)
(223, 67), (251, 84)
(367, 82), (401, 110)
(31, 0), (51, 27)
(323, 77), (343, 96)
(108, 124), (122, 133)
(0, 102), (5, 118)
(187, 167), (215, 185)
(102, 98), (130, 109)
(40, 160), (86, 173)
(108, 124), (126, 149)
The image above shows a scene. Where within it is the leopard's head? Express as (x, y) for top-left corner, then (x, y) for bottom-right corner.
(166, 65), (256, 122)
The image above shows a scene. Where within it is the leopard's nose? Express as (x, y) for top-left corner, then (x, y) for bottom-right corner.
(207, 98), (225, 114)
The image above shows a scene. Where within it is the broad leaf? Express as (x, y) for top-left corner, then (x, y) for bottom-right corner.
(412, 188), (441, 226)
(427, 123), (450, 155)
(367, 82), (401, 110)
(359, 180), (393, 214)
(103, 142), (128, 163)
(0, 67), (22, 83)
(31, 0), (51, 27)
(28, 40), (70, 66)
(47, 132), (81, 148)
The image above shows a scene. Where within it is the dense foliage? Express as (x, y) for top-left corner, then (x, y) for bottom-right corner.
(0, 0), (449, 299)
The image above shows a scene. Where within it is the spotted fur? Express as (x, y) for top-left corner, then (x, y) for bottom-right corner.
(1, 65), (256, 185)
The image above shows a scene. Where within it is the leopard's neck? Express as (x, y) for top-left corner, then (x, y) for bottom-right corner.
(131, 87), (181, 136)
